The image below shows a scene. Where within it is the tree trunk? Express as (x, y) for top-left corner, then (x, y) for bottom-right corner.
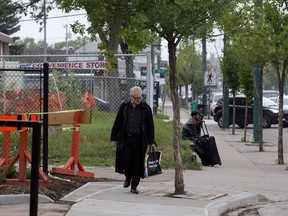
(277, 63), (286, 164)
(244, 101), (248, 142)
(259, 68), (263, 152)
(120, 42), (134, 79)
(232, 92), (235, 135)
(106, 21), (122, 112)
(168, 40), (185, 194)
(185, 84), (189, 110)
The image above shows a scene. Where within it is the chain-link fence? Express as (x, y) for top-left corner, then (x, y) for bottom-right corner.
(0, 54), (162, 169)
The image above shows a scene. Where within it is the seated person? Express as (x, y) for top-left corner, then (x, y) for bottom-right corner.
(182, 111), (203, 144)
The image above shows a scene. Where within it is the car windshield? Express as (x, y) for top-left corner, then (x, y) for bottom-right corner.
(263, 97), (278, 107)
(213, 94), (222, 103)
(216, 96), (278, 107)
(263, 91), (279, 98)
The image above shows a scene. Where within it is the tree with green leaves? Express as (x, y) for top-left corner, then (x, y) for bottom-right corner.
(28, 0), (236, 193)
(226, 36), (254, 140)
(0, 0), (22, 35)
(239, 66), (254, 142)
(12, 37), (51, 54)
(219, 0), (288, 164)
(133, 0), (232, 194)
(221, 43), (241, 134)
(56, 0), (155, 70)
(55, 0), (156, 111)
(53, 36), (90, 50)
(177, 40), (202, 109)
(263, 64), (278, 90)
(258, 1), (288, 164)
(12, 37), (38, 54)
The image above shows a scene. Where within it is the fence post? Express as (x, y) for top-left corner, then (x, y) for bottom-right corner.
(43, 62), (49, 173)
(30, 121), (41, 216)
(0, 120), (42, 216)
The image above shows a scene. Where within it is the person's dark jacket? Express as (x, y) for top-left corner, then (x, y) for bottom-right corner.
(110, 100), (155, 178)
(182, 118), (201, 143)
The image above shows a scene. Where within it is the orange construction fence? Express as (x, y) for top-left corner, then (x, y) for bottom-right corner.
(0, 110), (94, 182)
(0, 114), (49, 184)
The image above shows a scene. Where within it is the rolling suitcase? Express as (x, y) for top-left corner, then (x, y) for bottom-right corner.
(195, 121), (222, 166)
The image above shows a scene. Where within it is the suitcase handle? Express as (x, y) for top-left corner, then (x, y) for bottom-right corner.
(200, 121), (209, 136)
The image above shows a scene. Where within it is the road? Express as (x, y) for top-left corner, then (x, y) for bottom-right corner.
(208, 120), (288, 152)
(247, 125), (288, 152)
(166, 98), (288, 152)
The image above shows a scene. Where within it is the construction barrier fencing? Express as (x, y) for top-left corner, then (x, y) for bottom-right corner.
(0, 54), (163, 174)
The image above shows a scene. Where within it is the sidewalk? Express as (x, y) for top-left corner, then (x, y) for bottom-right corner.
(0, 100), (288, 216)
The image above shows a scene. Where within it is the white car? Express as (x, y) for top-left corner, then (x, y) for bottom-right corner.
(275, 95), (288, 109)
(263, 90), (279, 102)
(210, 92), (222, 115)
(181, 91), (192, 102)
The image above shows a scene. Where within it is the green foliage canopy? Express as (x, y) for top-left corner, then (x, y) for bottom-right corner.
(0, 0), (21, 35)
(177, 40), (203, 92)
(56, 0), (156, 54)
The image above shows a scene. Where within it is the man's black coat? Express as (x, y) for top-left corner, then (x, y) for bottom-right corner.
(110, 100), (155, 178)
(182, 118), (201, 143)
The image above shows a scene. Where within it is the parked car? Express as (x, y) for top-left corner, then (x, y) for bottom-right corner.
(181, 91), (192, 103)
(94, 97), (110, 112)
(275, 95), (288, 105)
(210, 92), (222, 116)
(213, 95), (284, 128)
(263, 90), (279, 102)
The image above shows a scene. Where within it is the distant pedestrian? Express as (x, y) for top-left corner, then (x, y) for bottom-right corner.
(110, 86), (156, 194)
(182, 111), (203, 143)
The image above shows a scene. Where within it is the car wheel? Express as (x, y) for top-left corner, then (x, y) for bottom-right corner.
(238, 123), (245, 128)
(217, 115), (224, 128)
(238, 122), (248, 128)
(263, 115), (272, 128)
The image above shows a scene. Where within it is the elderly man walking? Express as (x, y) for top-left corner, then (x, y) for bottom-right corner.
(110, 86), (156, 194)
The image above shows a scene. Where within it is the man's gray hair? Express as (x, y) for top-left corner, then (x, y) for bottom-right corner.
(130, 86), (142, 95)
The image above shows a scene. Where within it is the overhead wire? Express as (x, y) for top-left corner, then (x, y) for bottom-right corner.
(19, 13), (87, 22)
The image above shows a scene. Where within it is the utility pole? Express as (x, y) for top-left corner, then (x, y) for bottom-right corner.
(202, 37), (207, 116)
(43, 0), (47, 56)
(253, 0), (263, 151)
(65, 24), (69, 55)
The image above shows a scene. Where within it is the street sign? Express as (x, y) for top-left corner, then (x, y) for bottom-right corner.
(204, 71), (217, 86)
(155, 69), (167, 74)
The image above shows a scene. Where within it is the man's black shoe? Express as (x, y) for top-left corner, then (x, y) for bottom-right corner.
(130, 188), (139, 194)
(123, 179), (131, 188)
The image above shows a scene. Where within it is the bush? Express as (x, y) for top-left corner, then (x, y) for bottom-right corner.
(0, 166), (18, 184)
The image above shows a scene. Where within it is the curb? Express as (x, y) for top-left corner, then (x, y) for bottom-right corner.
(205, 193), (263, 216)
(0, 194), (53, 205)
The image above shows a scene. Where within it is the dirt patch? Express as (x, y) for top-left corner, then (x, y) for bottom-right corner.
(0, 173), (120, 203)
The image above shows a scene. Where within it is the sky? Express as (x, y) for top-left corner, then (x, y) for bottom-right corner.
(12, 7), (223, 61)
(12, 8), (89, 45)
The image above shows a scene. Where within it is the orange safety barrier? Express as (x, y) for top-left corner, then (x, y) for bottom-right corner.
(0, 115), (38, 167)
(52, 111), (94, 177)
(0, 131), (11, 167)
(2, 129), (49, 184)
(0, 114), (37, 131)
(0, 114), (49, 184)
(0, 115), (37, 167)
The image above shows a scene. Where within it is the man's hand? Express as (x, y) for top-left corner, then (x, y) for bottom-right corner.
(150, 143), (157, 148)
(111, 141), (117, 145)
